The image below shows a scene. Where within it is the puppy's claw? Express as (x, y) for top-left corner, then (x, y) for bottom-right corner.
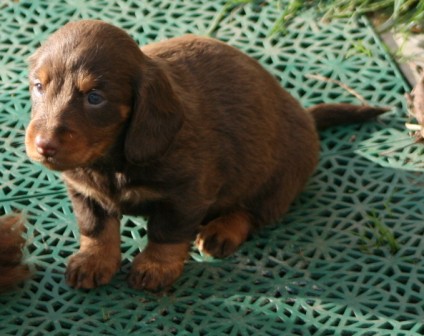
(66, 252), (120, 289)
(128, 242), (188, 291)
(128, 269), (166, 292)
(128, 258), (183, 292)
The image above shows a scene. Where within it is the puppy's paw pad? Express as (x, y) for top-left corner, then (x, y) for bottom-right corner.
(66, 252), (120, 289)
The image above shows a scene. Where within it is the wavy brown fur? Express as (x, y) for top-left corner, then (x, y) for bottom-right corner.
(0, 215), (29, 292)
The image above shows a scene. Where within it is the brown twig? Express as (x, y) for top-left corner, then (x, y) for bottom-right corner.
(305, 73), (368, 105)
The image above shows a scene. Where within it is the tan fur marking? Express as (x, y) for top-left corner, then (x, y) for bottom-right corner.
(63, 175), (116, 211)
(119, 105), (131, 119)
(79, 217), (120, 252)
(77, 73), (97, 93)
(37, 66), (50, 84)
(120, 186), (163, 204)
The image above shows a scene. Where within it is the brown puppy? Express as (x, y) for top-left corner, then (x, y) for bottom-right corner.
(0, 215), (29, 292)
(25, 20), (386, 291)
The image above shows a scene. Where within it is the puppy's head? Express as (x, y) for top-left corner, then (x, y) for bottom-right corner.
(25, 20), (183, 171)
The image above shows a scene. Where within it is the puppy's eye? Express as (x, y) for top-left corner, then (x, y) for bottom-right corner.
(87, 91), (104, 106)
(33, 81), (43, 95)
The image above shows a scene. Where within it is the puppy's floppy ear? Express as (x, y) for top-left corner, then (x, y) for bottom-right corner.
(125, 59), (184, 164)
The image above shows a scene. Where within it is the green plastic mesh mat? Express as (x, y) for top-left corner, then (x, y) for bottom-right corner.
(1, 0), (423, 335)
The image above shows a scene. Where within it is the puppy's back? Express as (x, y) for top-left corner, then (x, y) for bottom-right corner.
(142, 35), (319, 207)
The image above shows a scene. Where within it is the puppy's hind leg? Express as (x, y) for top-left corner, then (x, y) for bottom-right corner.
(195, 211), (253, 258)
(196, 169), (313, 259)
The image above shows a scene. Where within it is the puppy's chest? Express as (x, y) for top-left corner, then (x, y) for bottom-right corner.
(64, 171), (162, 213)
(115, 173), (164, 210)
(118, 186), (162, 208)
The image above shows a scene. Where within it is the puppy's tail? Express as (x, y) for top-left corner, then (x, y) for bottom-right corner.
(307, 103), (390, 130)
(0, 214), (30, 292)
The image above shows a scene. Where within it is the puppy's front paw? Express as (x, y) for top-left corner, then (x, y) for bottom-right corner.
(128, 242), (189, 291)
(128, 254), (184, 292)
(66, 252), (120, 289)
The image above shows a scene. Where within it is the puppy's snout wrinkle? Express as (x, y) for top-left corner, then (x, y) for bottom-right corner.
(35, 134), (58, 158)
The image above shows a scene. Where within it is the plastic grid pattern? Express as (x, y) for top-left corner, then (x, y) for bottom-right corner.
(0, 0), (423, 335)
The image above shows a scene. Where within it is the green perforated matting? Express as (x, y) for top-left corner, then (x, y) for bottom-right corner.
(1, 0), (423, 335)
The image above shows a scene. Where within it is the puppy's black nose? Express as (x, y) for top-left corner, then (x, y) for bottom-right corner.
(35, 135), (58, 158)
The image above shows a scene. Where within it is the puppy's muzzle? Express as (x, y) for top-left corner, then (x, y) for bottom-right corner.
(35, 134), (58, 158)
